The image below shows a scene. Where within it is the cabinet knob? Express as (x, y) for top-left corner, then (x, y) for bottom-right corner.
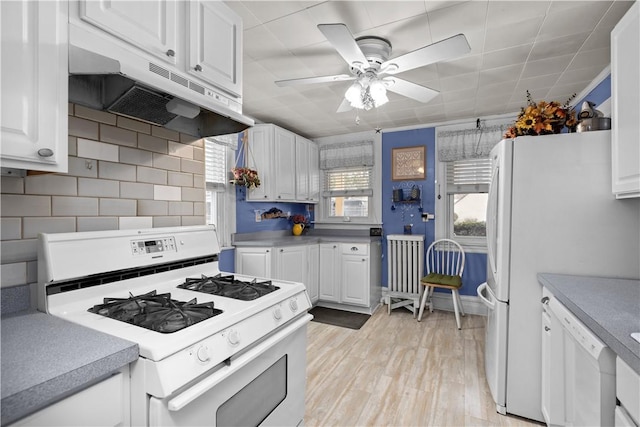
(541, 296), (550, 305)
(166, 49), (175, 57)
(333, 245), (337, 249)
(362, 258), (365, 262)
(266, 250), (270, 253)
(351, 247), (358, 251)
(280, 249), (284, 252)
(194, 64), (202, 72)
(37, 148), (54, 158)
(544, 326), (551, 332)
(264, 195), (267, 199)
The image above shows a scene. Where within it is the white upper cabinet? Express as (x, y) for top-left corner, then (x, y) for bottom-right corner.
(74, 0), (242, 98)
(1, 0), (68, 173)
(79, 0), (178, 65)
(188, 1), (242, 97)
(246, 124), (297, 202)
(295, 135), (320, 203)
(611, 1), (640, 199)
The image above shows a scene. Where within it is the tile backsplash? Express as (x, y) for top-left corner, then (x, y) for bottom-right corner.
(0, 104), (206, 305)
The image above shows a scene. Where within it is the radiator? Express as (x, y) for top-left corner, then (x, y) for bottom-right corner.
(386, 235), (424, 315)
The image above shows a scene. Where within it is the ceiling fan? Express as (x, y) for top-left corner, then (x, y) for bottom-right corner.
(275, 24), (471, 112)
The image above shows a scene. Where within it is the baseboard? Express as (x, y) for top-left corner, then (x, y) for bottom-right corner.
(380, 289), (487, 316)
(314, 300), (379, 315)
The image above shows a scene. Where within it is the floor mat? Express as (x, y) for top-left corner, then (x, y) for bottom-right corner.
(308, 306), (370, 330)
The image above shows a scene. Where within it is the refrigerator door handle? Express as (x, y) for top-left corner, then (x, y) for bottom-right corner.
(486, 164), (499, 277)
(477, 282), (496, 310)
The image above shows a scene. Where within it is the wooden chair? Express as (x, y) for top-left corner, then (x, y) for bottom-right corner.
(417, 239), (466, 329)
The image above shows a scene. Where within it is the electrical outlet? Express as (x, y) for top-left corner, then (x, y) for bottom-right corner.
(421, 213), (435, 222)
(255, 210), (262, 222)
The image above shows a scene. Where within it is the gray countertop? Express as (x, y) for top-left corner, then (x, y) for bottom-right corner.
(538, 273), (640, 374)
(1, 310), (139, 426)
(232, 229), (382, 247)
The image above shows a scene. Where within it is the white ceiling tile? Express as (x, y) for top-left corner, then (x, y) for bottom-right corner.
(243, 25), (289, 61)
(439, 73), (479, 92)
(483, 17), (544, 52)
(263, 9), (326, 50)
(581, 29), (614, 51)
(521, 54), (573, 79)
(481, 44), (532, 70)
(363, 1), (427, 28)
(515, 73), (562, 94)
(569, 47), (610, 71)
(529, 32), (590, 61)
(538, 2), (611, 40)
(426, 1), (489, 42)
(304, 1), (374, 34)
(556, 66), (604, 85)
(594, 1), (634, 31)
(478, 64), (524, 86)
(486, 1), (550, 26)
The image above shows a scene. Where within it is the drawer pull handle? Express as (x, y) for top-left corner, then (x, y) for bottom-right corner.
(351, 247), (358, 251)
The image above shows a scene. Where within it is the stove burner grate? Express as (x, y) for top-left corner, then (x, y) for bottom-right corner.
(178, 274), (279, 300)
(88, 290), (222, 333)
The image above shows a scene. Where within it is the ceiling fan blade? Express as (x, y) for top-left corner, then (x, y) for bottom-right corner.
(336, 98), (352, 113)
(381, 34), (471, 75)
(275, 74), (354, 87)
(318, 24), (369, 71)
(384, 77), (439, 103)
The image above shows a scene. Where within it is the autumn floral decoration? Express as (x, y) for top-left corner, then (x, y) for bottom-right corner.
(290, 214), (308, 225)
(504, 91), (578, 138)
(231, 167), (260, 188)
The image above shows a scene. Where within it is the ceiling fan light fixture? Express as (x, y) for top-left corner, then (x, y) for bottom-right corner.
(369, 79), (388, 107)
(345, 81), (363, 105)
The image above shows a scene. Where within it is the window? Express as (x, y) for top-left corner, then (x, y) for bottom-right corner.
(318, 139), (377, 223)
(324, 167), (373, 218)
(438, 157), (492, 251)
(205, 135), (237, 247)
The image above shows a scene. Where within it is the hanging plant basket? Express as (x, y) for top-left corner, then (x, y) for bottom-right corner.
(230, 131), (260, 188)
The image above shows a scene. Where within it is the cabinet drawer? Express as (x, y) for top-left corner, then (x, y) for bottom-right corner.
(342, 244), (368, 255)
(617, 356), (640, 425)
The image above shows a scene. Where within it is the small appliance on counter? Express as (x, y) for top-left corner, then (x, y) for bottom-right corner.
(577, 101), (611, 132)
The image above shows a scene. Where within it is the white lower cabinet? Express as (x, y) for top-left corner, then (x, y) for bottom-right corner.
(236, 241), (380, 311)
(616, 357), (640, 427)
(235, 247), (272, 278)
(10, 368), (130, 427)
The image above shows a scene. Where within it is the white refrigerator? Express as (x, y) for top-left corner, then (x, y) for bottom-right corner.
(476, 130), (640, 422)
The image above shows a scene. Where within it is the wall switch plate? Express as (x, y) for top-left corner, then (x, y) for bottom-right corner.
(369, 227), (382, 236)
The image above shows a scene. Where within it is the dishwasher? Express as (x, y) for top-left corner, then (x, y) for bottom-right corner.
(548, 294), (617, 426)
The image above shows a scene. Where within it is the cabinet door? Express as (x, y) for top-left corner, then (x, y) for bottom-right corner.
(246, 126), (274, 201)
(341, 254), (369, 307)
(318, 244), (340, 302)
(274, 246), (306, 284)
(295, 136), (310, 201)
(612, 1), (640, 198)
(274, 127), (296, 201)
(235, 247), (272, 278)
(308, 141), (320, 203)
(188, 1), (242, 97)
(307, 245), (320, 304)
(79, 0), (178, 65)
(1, 0), (68, 173)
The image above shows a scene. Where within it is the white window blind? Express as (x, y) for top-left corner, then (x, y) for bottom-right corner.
(446, 158), (492, 193)
(205, 139), (227, 191)
(320, 140), (374, 169)
(323, 167), (373, 197)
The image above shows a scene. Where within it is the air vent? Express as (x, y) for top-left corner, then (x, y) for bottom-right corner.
(189, 81), (205, 95)
(149, 62), (170, 79)
(170, 73), (189, 88)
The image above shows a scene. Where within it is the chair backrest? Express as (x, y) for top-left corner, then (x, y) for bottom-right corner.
(426, 239), (465, 277)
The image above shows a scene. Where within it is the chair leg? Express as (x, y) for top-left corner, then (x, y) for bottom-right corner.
(386, 295), (391, 315)
(428, 287), (435, 313)
(454, 289), (465, 316)
(451, 290), (462, 330)
(417, 286), (429, 321)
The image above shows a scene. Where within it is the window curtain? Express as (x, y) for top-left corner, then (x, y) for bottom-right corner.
(437, 124), (510, 162)
(320, 140), (374, 169)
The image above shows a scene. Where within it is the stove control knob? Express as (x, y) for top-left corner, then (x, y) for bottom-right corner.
(227, 329), (240, 346)
(289, 299), (299, 312)
(273, 307), (283, 320)
(196, 345), (210, 362)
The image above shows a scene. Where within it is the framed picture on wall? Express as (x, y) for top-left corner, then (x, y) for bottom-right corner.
(392, 146), (426, 181)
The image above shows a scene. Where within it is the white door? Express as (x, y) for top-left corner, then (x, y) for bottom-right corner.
(79, 0), (178, 65)
(187, 1), (242, 97)
(235, 248), (271, 278)
(477, 282), (508, 414)
(246, 126), (274, 201)
(274, 128), (296, 201)
(341, 254), (368, 306)
(295, 136), (310, 202)
(318, 244), (339, 302)
(486, 139), (513, 303)
(307, 245), (319, 304)
(274, 246), (306, 284)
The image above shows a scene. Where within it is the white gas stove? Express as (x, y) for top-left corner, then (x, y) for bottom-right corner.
(38, 225), (312, 426)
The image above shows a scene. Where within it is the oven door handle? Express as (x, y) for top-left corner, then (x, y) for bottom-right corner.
(167, 313), (312, 412)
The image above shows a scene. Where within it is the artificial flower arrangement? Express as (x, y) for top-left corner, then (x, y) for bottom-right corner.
(504, 91), (578, 138)
(231, 167), (260, 188)
(290, 214), (308, 225)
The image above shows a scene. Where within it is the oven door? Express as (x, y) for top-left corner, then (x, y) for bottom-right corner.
(149, 314), (311, 427)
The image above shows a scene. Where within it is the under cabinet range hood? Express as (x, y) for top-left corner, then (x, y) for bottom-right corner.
(68, 45), (254, 138)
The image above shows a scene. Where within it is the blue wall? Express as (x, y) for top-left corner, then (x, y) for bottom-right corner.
(381, 127), (486, 296)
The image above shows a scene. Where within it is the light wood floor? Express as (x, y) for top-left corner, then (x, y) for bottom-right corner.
(304, 306), (544, 427)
